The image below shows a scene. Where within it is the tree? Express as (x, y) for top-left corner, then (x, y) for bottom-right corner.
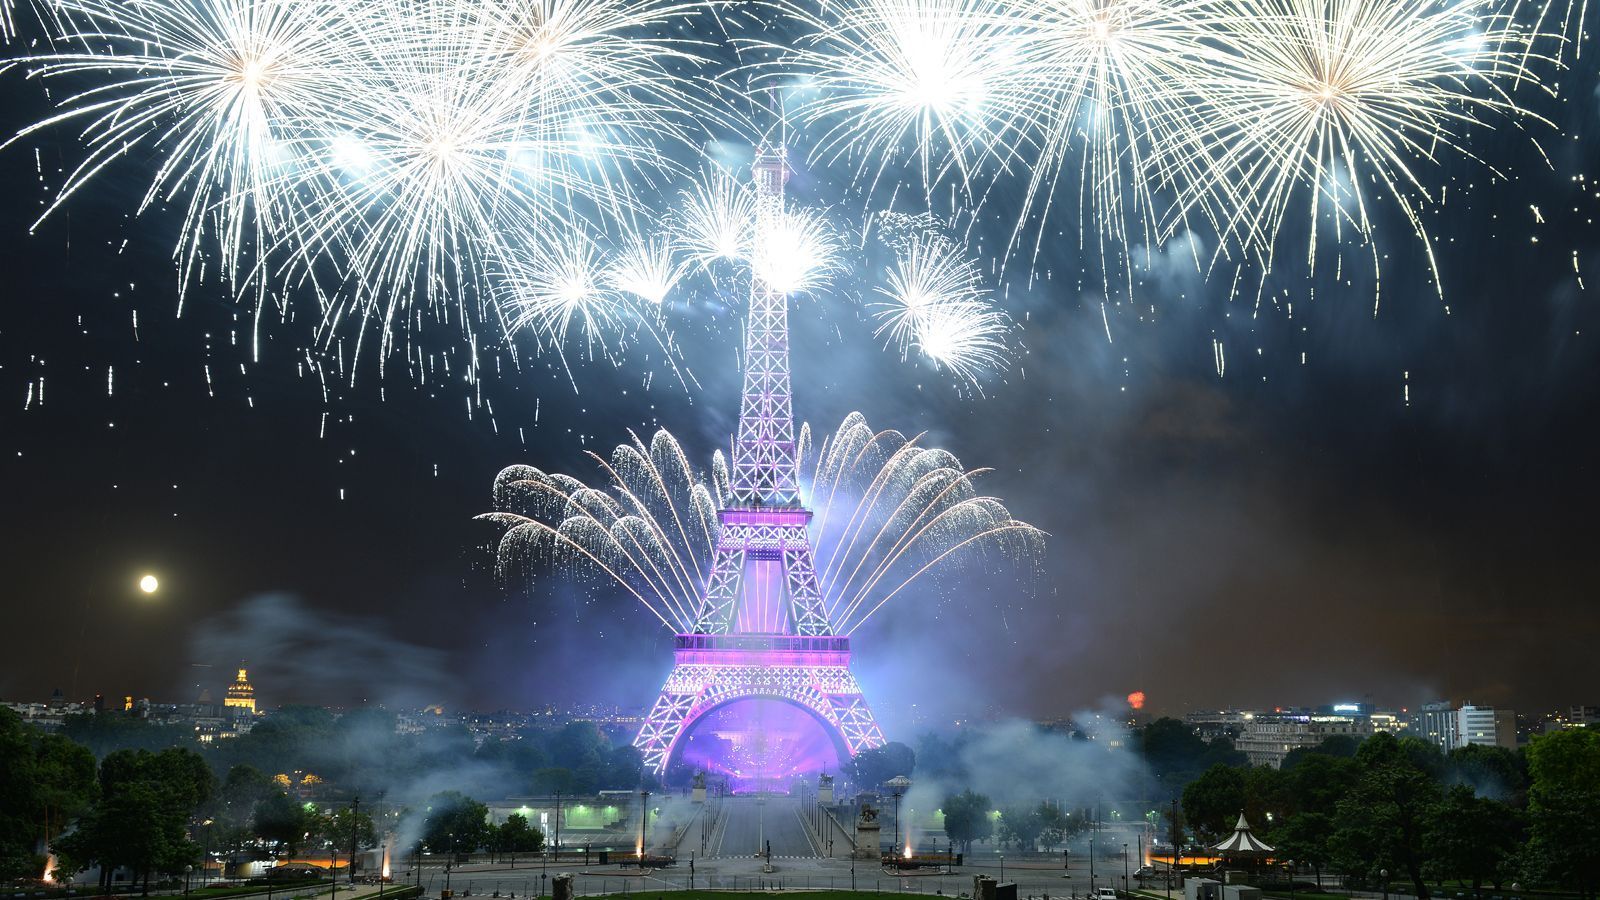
(942, 790), (993, 854)
(493, 814), (543, 861)
(1141, 719), (1246, 791)
(421, 792), (490, 856)
(1037, 804), (1077, 851)
(318, 808), (377, 865)
(1424, 785), (1521, 896)
(1281, 735), (1362, 771)
(1445, 744), (1526, 803)
(997, 805), (1045, 853)
(0, 708), (98, 880)
(1280, 753), (1359, 819)
(1523, 730), (1600, 898)
(1182, 764), (1247, 841)
(848, 742), (915, 790)
(1273, 812), (1334, 888)
(254, 792), (316, 859)
(55, 748), (214, 894)
(1328, 733), (1443, 899)
(915, 733), (967, 782)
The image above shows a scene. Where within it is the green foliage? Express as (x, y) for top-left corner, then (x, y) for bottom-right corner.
(55, 747), (215, 889)
(941, 789), (993, 854)
(1424, 784), (1521, 893)
(420, 792), (490, 855)
(317, 807), (376, 857)
(1272, 811), (1334, 883)
(1182, 764), (1247, 840)
(1444, 744), (1526, 801)
(0, 708), (99, 880)
(60, 712), (190, 758)
(996, 805), (1043, 852)
(914, 732), (965, 782)
(1328, 733), (1443, 900)
(1142, 718), (1246, 790)
(493, 814), (544, 855)
(1281, 735), (1361, 771)
(847, 742), (915, 790)
(253, 792), (317, 859)
(1522, 729), (1600, 896)
(1036, 803), (1078, 851)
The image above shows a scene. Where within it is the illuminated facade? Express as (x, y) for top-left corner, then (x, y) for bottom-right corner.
(224, 668), (256, 714)
(634, 144), (885, 777)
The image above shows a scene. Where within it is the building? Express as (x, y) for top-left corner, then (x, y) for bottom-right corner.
(1368, 711), (1409, 734)
(1455, 705), (1517, 750)
(224, 668), (256, 714)
(1539, 706), (1599, 733)
(1415, 701), (1517, 752)
(1235, 712), (1374, 768)
(1183, 710), (1250, 742)
(1416, 701), (1457, 751)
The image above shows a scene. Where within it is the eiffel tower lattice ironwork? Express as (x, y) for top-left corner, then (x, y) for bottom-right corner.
(633, 144), (886, 774)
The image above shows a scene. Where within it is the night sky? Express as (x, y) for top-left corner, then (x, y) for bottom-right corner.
(2, 19), (1598, 731)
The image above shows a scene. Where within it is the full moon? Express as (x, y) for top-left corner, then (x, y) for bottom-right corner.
(138, 574), (159, 594)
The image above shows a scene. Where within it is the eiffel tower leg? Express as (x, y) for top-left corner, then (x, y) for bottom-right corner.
(634, 667), (698, 773)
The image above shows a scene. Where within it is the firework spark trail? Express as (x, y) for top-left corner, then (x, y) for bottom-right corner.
(873, 234), (1010, 381)
(751, 205), (844, 293)
(995, 0), (1235, 271)
(805, 413), (1037, 633)
(8, 0), (361, 307)
(608, 234), (685, 302)
(483, 412), (1040, 634)
(776, 0), (1028, 195)
(483, 429), (719, 631)
(674, 165), (755, 265)
(1173, 0), (1548, 299)
(775, 0), (1558, 298)
(11, 0), (714, 372)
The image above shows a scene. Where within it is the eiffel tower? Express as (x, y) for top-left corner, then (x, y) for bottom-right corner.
(632, 144), (886, 775)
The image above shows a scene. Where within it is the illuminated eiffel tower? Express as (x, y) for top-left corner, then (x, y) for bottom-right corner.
(632, 144), (886, 774)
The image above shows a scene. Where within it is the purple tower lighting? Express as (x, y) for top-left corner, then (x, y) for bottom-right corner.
(633, 144), (886, 779)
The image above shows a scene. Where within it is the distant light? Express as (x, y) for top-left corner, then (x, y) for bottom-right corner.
(1332, 703), (1360, 713)
(139, 574), (159, 594)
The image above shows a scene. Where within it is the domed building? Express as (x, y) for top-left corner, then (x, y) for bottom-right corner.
(224, 668), (256, 715)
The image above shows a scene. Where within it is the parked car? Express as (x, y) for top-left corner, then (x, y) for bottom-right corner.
(1095, 888), (1119, 900)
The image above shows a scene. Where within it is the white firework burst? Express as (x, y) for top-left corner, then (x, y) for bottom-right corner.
(874, 235), (1010, 381)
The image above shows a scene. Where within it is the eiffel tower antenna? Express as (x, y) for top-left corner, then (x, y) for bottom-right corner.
(633, 128), (885, 776)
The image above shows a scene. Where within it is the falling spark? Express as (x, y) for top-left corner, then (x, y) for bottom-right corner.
(480, 413), (1040, 634)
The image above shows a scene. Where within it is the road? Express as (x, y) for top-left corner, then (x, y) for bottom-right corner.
(704, 794), (821, 859)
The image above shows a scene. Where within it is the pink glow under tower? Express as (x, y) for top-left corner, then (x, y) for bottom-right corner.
(632, 145), (886, 775)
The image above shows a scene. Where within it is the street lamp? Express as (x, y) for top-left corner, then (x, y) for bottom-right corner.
(639, 789), (652, 862)
(886, 776), (912, 858)
(1000, 854), (1005, 883)
(1380, 868), (1389, 900)
(1287, 860), (1296, 900)
(349, 797), (362, 885)
(552, 792), (563, 862)
(1124, 842), (1129, 897)
(185, 864), (193, 897)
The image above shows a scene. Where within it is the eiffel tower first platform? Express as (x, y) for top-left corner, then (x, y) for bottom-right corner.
(632, 144), (886, 775)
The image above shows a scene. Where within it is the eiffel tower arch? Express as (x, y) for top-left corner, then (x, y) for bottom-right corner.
(634, 144), (885, 776)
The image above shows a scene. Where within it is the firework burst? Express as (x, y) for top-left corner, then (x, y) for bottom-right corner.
(8, 0), (360, 301)
(873, 234), (1010, 381)
(481, 412), (1040, 633)
(1178, 0), (1546, 299)
(11, 0), (713, 369)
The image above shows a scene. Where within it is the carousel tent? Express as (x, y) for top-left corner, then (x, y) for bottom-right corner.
(1214, 813), (1274, 855)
